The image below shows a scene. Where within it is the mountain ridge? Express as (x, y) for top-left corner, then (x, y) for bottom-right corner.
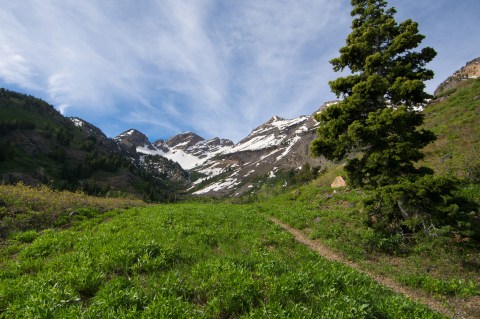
(113, 103), (333, 197)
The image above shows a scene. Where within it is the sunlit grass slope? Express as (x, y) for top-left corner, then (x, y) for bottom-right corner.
(1, 203), (443, 318)
(259, 182), (480, 302)
(0, 183), (144, 240)
(422, 78), (480, 180)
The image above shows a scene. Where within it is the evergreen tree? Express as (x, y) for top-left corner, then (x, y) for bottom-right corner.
(311, 0), (436, 188)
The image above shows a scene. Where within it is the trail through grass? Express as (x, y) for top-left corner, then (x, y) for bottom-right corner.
(259, 183), (480, 319)
(269, 217), (461, 318)
(1, 203), (444, 318)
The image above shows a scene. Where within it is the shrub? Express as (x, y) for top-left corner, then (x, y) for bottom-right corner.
(364, 175), (479, 242)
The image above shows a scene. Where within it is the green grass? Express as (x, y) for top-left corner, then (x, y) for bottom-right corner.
(0, 183), (145, 240)
(421, 78), (480, 179)
(0, 202), (445, 318)
(259, 182), (480, 301)
(399, 274), (480, 297)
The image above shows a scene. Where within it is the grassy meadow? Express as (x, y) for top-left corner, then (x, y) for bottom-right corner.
(421, 78), (480, 180)
(0, 185), (449, 318)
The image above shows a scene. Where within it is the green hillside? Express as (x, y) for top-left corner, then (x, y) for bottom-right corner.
(421, 78), (480, 181)
(0, 88), (128, 190)
(0, 88), (185, 201)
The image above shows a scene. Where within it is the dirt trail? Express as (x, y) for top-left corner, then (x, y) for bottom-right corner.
(269, 216), (476, 319)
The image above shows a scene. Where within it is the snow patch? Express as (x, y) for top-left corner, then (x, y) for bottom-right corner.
(276, 135), (301, 161)
(227, 134), (283, 153)
(70, 118), (83, 127)
(270, 116), (309, 131)
(244, 169), (256, 177)
(193, 177), (241, 195)
(124, 130), (135, 136)
(115, 129), (137, 140)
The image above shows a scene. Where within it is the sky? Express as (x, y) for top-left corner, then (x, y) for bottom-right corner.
(0, 0), (478, 143)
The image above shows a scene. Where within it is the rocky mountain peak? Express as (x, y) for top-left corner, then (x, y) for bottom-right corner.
(115, 129), (144, 139)
(114, 129), (155, 151)
(167, 132), (204, 151)
(266, 115), (285, 123)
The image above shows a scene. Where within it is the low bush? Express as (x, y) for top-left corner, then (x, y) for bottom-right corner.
(363, 176), (480, 242)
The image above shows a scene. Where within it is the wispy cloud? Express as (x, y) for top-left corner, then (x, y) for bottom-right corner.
(0, 0), (478, 142)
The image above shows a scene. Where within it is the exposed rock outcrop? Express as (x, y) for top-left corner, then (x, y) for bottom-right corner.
(434, 57), (480, 97)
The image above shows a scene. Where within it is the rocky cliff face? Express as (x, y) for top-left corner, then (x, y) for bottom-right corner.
(434, 57), (480, 97)
(166, 132), (204, 151)
(152, 139), (169, 153)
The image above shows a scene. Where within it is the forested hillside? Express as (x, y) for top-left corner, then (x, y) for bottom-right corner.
(0, 88), (188, 201)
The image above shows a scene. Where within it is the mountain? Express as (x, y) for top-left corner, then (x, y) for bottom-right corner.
(113, 129), (190, 185)
(117, 130), (234, 170)
(0, 89), (189, 201)
(189, 106), (330, 197)
(166, 132), (204, 150)
(5, 57), (477, 200)
(123, 102), (337, 197)
(114, 129), (156, 156)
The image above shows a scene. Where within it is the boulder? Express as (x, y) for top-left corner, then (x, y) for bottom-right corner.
(331, 176), (346, 188)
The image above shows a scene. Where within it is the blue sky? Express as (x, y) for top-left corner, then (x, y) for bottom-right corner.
(0, 0), (478, 143)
